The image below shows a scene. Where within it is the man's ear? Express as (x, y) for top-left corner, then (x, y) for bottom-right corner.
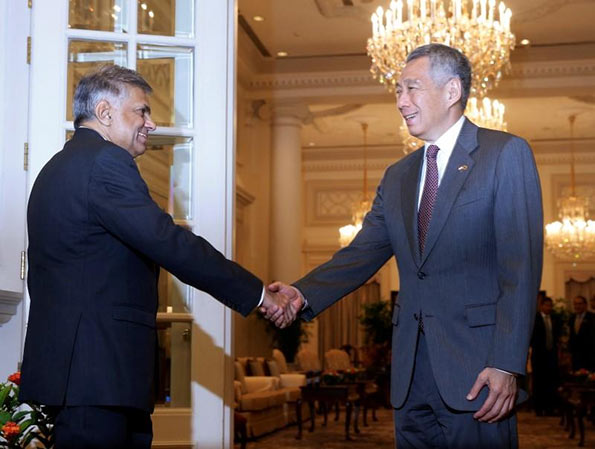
(95, 100), (112, 126)
(446, 77), (462, 108)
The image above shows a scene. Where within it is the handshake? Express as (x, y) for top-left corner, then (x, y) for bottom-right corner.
(259, 282), (305, 328)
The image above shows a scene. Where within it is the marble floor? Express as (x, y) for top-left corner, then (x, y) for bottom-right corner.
(236, 408), (595, 449)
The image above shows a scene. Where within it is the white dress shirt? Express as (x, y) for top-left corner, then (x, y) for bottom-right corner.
(417, 115), (466, 208)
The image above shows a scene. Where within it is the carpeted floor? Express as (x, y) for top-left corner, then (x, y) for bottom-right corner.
(236, 408), (595, 448)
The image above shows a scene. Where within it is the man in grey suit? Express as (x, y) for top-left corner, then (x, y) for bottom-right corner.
(268, 44), (543, 448)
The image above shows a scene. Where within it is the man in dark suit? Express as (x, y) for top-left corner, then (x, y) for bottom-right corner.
(530, 296), (560, 416)
(569, 295), (595, 371)
(270, 44), (543, 448)
(20, 65), (292, 449)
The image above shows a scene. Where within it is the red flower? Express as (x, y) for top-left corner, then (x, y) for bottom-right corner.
(1, 421), (20, 440)
(7, 371), (20, 386)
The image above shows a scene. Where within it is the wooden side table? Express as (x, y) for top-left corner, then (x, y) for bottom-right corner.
(295, 383), (360, 440)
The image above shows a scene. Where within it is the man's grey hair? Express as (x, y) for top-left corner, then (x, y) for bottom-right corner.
(406, 43), (472, 110)
(73, 65), (152, 129)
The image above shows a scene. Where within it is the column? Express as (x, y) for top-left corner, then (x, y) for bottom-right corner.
(269, 101), (310, 282)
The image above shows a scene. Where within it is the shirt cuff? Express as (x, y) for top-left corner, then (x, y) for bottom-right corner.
(292, 286), (309, 311)
(257, 287), (265, 307)
(494, 368), (516, 377)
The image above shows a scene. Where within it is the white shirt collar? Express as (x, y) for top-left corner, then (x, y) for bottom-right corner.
(425, 115), (466, 151)
(417, 115), (466, 207)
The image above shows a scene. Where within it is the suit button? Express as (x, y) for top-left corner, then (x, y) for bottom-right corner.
(417, 271), (426, 280)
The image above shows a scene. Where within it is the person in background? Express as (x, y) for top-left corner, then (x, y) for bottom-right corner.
(569, 295), (595, 372)
(530, 296), (561, 416)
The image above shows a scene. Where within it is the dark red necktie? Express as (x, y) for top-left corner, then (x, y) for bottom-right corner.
(418, 145), (440, 256)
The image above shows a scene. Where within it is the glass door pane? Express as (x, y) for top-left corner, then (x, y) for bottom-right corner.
(137, 0), (194, 37)
(66, 40), (128, 121)
(137, 44), (194, 127)
(69, 0), (128, 32)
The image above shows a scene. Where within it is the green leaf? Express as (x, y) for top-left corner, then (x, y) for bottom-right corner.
(0, 384), (11, 408)
(18, 418), (33, 432)
(0, 410), (11, 425)
(11, 410), (30, 422)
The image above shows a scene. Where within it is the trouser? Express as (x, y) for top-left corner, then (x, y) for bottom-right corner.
(394, 332), (518, 449)
(51, 405), (152, 449)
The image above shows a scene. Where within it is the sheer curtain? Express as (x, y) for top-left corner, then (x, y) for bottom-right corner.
(565, 275), (595, 308)
(318, 281), (381, 367)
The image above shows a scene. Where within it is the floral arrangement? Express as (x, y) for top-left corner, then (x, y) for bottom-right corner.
(567, 368), (595, 384)
(322, 370), (343, 385)
(342, 367), (361, 383)
(0, 372), (54, 448)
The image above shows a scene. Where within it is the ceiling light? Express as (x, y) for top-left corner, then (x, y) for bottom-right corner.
(277, 51), (288, 57)
(367, 0), (515, 98)
(140, 3), (147, 10)
(545, 115), (595, 261)
(520, 38), (530, 46)
(253, 15), (265, 22)
(339, 123), (372, 247)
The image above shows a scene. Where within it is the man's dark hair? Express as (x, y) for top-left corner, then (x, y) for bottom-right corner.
(542, 297), (553, 305)
(406, 43), (472, 110)
(73, 64), (152, 129)
(574, 295), (587, 304)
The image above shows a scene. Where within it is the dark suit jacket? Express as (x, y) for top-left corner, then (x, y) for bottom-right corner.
(569, 311), (595, 371)
(530, 312), (560, 367)
(296, 119), (543, 411)
(20, 128), (263, 412)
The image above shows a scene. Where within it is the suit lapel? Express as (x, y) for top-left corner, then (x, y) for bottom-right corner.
(420, 119), (479, 265)
(401, 149), (424, 266)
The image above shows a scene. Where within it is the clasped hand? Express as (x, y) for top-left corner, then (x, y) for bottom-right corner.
(259, 282), (304, 328)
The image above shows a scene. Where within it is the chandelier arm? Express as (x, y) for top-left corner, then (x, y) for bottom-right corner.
(569, 114), (576, 198)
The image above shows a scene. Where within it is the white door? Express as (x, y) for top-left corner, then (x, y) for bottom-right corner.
(28, 1), (238, 447)
(0, 0), (30, 378)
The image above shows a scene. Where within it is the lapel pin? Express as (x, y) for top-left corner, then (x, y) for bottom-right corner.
(458, 165), (468, 172)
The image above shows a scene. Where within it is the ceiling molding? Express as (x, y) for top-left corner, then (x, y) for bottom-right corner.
(509, 59), (595, 79)
(304, 158), (395, 172)
(243, 58), (595, 101)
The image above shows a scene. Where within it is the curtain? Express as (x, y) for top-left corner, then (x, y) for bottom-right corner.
(317, 281), (380, 368)
(565, 276), (595, 308)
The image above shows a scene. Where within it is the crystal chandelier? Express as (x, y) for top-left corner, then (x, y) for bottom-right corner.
(339, 123), (373, 247)
(367, 0), (515, 99)
(400, 96), (507, 153)
(545, 115), (595, 261)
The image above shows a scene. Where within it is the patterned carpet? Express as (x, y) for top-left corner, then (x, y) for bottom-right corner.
(236, 408), (595, 449)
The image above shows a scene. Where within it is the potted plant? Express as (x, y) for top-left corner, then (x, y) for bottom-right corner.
(0, 372), (54, 448)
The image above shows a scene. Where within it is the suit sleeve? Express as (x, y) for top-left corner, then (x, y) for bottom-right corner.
(488, 137), (543, 374)
(295, 174), (394, 320)
(88, 146), (263, 316)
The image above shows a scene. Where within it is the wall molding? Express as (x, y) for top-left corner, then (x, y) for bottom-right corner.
(535, 152), (595, 165)
(244, 59), (595, 96)
(0, 290), (22, 326)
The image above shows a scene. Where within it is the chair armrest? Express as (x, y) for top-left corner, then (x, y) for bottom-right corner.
(244, 376), (279, 393)
(279, 373), (307, 388)
(233, 380), (243, 403)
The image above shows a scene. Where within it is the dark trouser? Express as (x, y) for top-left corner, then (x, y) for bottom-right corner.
(394, 332), (518, 449)
(51, 405), (152, 449)
(532, 350), (559, 415)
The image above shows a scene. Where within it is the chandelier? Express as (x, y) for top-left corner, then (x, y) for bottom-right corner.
(367, 0), (515, 99)
(339, 123), (373, 247)
(545, 115), (595, 261)
(400, 96), (507, 153)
